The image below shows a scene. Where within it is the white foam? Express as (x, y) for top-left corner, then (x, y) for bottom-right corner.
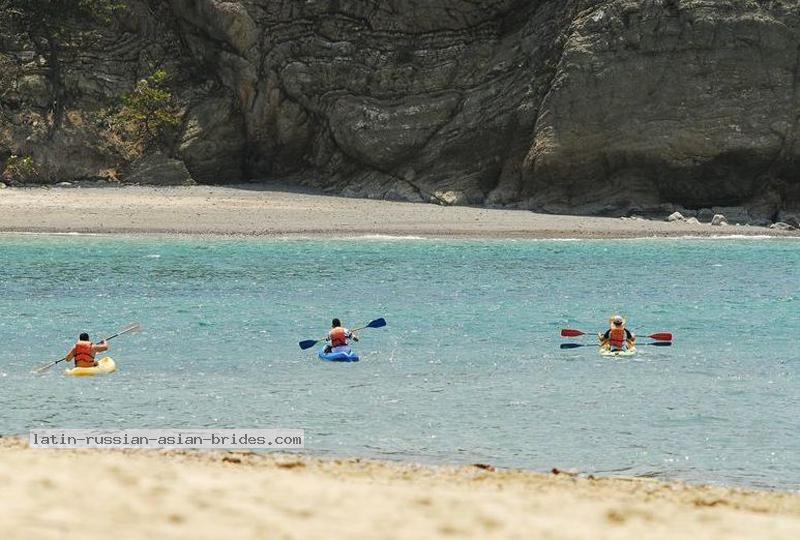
(674, 235), (789, 240)
(0, 231), (103, 237)
(343, 234), (429, 241)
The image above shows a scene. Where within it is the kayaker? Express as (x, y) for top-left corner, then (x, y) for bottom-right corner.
(598, 315), (635, 351)
(64, 333), (109, 368)
(324, 319), (358, 354)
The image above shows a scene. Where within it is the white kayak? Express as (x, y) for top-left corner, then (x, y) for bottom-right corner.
(599, 347), (638, 358)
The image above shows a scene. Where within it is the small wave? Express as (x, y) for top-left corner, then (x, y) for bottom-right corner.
(674, 234), (791, 240)
(473, 235), (795, 243)
(0, 231), (103, 237)
(345, 234), (429, 241)
(505, 238), (583, 242)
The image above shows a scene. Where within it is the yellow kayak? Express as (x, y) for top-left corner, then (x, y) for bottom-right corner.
(65, 357), (117, 377)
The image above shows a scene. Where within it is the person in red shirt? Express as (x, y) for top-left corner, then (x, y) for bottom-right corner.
(324, 319), (359, 354)
(65, 333), (109, 368)
(598, 315), (635, 351)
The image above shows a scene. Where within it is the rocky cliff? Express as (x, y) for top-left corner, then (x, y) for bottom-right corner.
(1, 0), (799, 220)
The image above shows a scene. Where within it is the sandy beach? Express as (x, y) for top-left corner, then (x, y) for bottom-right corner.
(1, 438), (798, 540)
(0, 185), (795, 238)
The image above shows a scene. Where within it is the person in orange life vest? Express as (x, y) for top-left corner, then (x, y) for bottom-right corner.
(598, 315), (635, 351)
(324, 318), (358, 354)
(65, 333), (109, 368)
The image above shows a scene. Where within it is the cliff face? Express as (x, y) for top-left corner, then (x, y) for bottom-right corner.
(1, 0), (799, 218)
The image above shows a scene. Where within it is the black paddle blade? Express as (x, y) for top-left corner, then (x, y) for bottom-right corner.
(299, 339), (318, 350)
(366, 318), (387, 328)
(560, 343), (585, 349)
(649, 341), (672, 347)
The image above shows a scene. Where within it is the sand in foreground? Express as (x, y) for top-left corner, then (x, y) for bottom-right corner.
(2, 438), (799, 540)
(0, 186), (795, 238)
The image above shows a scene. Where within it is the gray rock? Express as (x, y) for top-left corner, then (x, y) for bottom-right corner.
(770, 222), (795, 231)
(747, 191), (782, 223)
(712, 206), (750, 225)
(777, 211), (800, 230)
(697, 209), (715, 223)
(434, 190), (469, 206)
(384, 183), (425, 203)
(522, 3), (800, 212)
(340, 170), (427, 203)
(178, 97), (246, 182)
(124, 152), (195, 186)
(749, 218), (773, 228)
(666, 211), (685, 222)
(711, 214), (728, 226)
(328, 93), (462, 171)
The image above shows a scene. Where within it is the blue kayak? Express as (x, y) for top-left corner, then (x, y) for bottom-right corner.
(318, 347), (360, 362)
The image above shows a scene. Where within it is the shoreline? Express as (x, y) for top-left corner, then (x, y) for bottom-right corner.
(2, 437), (799, 539)
(1, 185), (797, 239)
(2, 229), (794, 242)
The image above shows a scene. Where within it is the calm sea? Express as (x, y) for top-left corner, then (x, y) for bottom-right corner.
(1, 234), (797, 490)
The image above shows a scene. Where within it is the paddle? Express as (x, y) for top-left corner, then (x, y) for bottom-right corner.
(33, 322), (142, 374)
(299, 318), (387, 350)
(561, 329), (673, 341)
(560, 341), (672, 349)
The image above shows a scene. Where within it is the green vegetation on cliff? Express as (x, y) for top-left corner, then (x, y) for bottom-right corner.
(1, 153), (36, 182)
(108, 69), (182, 158)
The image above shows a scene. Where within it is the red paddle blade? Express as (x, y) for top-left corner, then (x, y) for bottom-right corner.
(560, 329), (585, 337)
(648, 332), (673, 341)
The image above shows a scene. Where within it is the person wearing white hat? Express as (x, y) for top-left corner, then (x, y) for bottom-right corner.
(599, 315), (635, 351)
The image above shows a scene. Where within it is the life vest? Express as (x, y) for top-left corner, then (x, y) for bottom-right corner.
(330, 327), (348, 348)
(74, 340), (96, 367)
(608, 327), (627, 349)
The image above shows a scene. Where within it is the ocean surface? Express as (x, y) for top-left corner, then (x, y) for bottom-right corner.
(1, 234), (798, 490)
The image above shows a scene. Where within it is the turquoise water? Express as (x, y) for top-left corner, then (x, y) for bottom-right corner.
(1, 234), (798, 490)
